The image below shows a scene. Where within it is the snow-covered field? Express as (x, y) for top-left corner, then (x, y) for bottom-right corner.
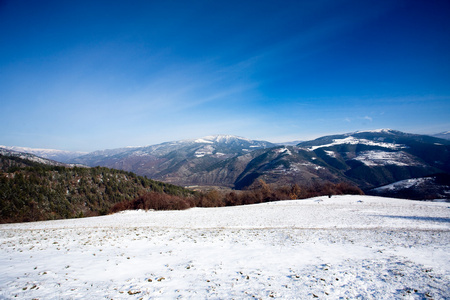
(0, 195), (449, 299)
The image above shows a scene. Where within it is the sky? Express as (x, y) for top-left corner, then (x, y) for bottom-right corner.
(1, 0), (449, 152)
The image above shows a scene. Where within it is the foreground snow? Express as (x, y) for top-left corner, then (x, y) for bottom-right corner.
(0, 195), (449, 299)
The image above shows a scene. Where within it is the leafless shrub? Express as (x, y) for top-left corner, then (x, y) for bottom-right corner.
(111, 181), (364, 213)
(110, 192), (192, 213)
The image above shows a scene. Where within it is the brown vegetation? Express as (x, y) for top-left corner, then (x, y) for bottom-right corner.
(110, 192), (193, 212)
(109, 180), (364, 214)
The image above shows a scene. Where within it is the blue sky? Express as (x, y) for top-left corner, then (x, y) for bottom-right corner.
(1, 0), (449, 151)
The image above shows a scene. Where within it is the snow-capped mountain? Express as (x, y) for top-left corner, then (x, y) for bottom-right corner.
(4, 130), (449, 199)
(0, 145), (87, 163)
(0, 147), (71, 167)
(76, 135), (273, 162)
(433, 131), (450, 140)
(188, 134), (274, 156)
(69, 130), (450, 198)
(190, 129), (450, 192)
(72, 135), (275, 186)
(298, 129), (408, 149)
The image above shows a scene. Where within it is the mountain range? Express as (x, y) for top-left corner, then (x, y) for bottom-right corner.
(433, 131), (450, 140)
(0, 145), (87, 163)
(0, 147), (74, 167)
(2, 130), (449, 199)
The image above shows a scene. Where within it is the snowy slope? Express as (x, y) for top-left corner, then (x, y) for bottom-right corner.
(306, 136), (406, 151)
(1, 195), (448, 299)
(433, 131), (450, 140)
(0, 146), (86, 163)
(369, 174), (450, 200)
(0, 147), (69, 167)
(373, 177), (435, 192)
(72, 135), (275, 187)
(353, 150), (423, 167)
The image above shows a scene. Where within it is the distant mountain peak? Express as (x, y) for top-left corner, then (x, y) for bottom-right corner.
(433, 131), (450, 140)
(0, 147), (70, 167)
(0, 145), (87, 155)
(306, 136), (406, 151)
(352, 128), (396, 135)
(194, 134), (253, 144)
(0, 145), (87, 163)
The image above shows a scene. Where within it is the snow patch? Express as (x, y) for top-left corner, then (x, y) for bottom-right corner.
(308, 136), (405, 151)
(194, 138), (214, 144)
(355, 128), (394, 134)
(290, 161), (323, 172)
(194, 145), (215, 157)
(353, 150), (420, 167)
(195, 135), (253, 144)
(373, 178), (434, 192)
(324, 150), (337, 158)
(276, 147), (292, 155)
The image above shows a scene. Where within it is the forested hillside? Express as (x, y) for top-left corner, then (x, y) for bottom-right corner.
(0, 154), (195, 223)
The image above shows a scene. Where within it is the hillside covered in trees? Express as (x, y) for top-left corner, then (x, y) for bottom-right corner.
(0, 154), (195, 223)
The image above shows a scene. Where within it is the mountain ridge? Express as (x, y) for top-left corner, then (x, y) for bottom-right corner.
(3, 130), (448, 159)
(0, 147), (75, 168)
(0, 145), (87, 164)
(433, 131), (450, 140)
(3, 130), (449, 199)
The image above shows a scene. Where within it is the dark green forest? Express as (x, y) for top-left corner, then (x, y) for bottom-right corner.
(0, 154), (195, 223)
